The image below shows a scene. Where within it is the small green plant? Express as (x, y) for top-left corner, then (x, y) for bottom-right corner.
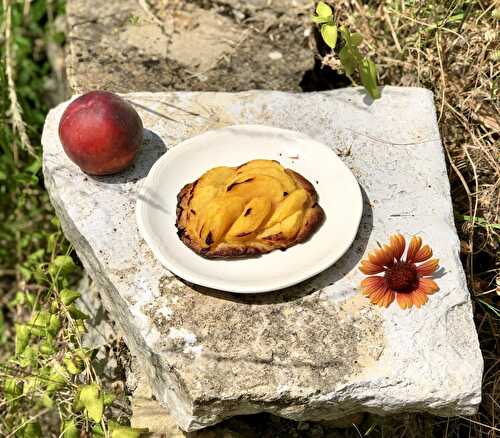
(312, 1), (381, 99)
(0, 1), (146, 436)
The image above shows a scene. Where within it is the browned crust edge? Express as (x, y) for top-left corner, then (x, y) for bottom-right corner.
(175, 167), (325, 259)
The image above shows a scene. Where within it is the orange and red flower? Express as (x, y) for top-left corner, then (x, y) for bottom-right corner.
(359, 234), (439, 309)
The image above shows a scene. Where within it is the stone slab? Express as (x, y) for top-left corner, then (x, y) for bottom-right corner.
(127, 357), (365, 438)
(42, 87), (483, 431)
(65, 0), (313, 94)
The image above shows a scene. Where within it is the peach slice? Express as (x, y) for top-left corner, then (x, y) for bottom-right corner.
(267, 189), (309, 227)
(189, 185), (219, 215)
(258, 210), (304, 241)
(226, 175), (285, 205)
(198, 196), (246, 245)
(280, 210), (304, 239)
(237, 160), (283, 173)
(227, 197), (272, 239)
(198, 166), (236, 187)
(232, 168), (296, 194)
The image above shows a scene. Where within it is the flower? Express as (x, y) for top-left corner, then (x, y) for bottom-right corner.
(359, 234), (439, 309)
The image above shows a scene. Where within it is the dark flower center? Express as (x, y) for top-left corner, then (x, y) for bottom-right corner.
(385, 262), (418, 292)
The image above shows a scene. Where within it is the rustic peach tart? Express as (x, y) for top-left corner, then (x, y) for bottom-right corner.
(175, 159), (325, 258)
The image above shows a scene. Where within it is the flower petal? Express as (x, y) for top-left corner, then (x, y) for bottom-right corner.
(417, 277), (439, 295)
(368, 246), (394, 267)
(414, 244), (433, 262)
(370, 285), (390, 305)
(390, 234), (406, 261)
(411, 290), (429, 308)
(381, 244), (395, 266)
(361, 276), (385, 291)
(381, 289), (395, 307)
(396, 292), (413, 309)
(417, 259), (439, 277)
(361, 275), (385, 287)
(406, 236), (422, 262)
(359, 260), (385, 275)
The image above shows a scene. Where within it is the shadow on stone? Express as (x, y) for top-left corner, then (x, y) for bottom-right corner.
(300, 58), (351, 92)
(433, 266), (447, 279)
(91, 128), (167, 185)
(177, 186), (373, 305)
(358, 88), (376, 106)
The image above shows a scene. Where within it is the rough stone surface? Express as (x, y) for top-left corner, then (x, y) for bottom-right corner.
(127, 358), (365, 437)
(65, 0), (314, 94)
(78, 275), (117, 349)
(42, 87), (483, 431)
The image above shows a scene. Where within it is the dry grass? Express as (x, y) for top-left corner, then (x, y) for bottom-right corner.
(317, 0), (499, 436)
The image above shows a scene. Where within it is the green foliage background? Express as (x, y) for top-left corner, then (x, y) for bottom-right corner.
(0, 1), (144, 436)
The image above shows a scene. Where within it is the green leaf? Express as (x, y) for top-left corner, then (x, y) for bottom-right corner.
(28, 248), (45, 262)
(10, 291), (26, 306)
(79, 384), (104, 423)
(350, 32), (363, 46)
(320, 23), (338, 49)
(23, 376), (42, 394)
(60, 289), (81, 306)
(52, 31), (66, 45)
(19, 346), (39, 368)
(50, 299), (59, 313)
(46, 365), (68, 393)
(103, 391), (116, 406)
(33, 264), (47, 283)
(67, 304), (89, 320)
(26, 293), (37, 308)
(458, 214), (500, 230)
(74, 320), (87, 335)
(30, 310), (51, 326)
(48, 315), (61, 336)
(15, 324), (31, 355)
(20, 265), (32, 281)
(92, 424), (105, 437)
(360, 58), (381, 99)
(47, 233), (58, 253)
(30, 310), (52, 336)
(19, 421), (42, 438)
(49, 255), (76, 277)
(75, 348), (90, 360)
(41, 392), (54, 408)
(4, 377), (23, 398)
(316, 1), (332, 18)
(339, 25), (351, 43)
(61, 420), (80, 438)
(339, 47), (356, 76)
(64, 352), (85, 375)
(25, 158), (42, 174)
(312, 15), (330, 24)
(109, 421), (147, 438)
(40, 337), (56, 355)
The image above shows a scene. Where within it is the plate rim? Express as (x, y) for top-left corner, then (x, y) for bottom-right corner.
(136, 124), (363, 293)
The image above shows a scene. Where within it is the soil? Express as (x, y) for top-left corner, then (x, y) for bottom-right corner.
(65, 0), (349, 95)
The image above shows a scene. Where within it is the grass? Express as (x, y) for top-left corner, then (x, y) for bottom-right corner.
(0, 0), (498, 437)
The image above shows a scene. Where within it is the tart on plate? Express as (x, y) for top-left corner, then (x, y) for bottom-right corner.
(175, 159), (325, 258)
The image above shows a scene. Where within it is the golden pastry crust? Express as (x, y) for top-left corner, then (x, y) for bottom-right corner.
(175, 160), (325, 259)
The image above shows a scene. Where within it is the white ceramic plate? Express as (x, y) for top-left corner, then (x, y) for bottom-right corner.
(136, 125), (362, 293)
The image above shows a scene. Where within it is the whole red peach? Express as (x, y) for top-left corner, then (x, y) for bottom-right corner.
(58, 91), (143, 175)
